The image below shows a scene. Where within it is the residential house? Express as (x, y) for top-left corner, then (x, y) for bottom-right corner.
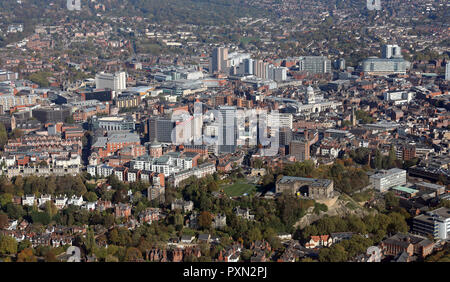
(22, 194), (35, 206)
(305, 235), (333, 248)
(198, 234), (211, 243)
(234, 207), (254, 220)
(55, 195), (68, 209)
(67, 195), (84, 206)
(181, 235), (195, 244)
(171, 199), (194, 212)
(115, 203), (132, 218)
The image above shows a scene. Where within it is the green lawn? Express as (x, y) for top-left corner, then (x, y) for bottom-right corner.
(221, 181), (258, 197)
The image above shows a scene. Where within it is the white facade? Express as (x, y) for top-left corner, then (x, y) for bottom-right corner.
(382, 44), (402, 59)
(95, 71), (127, 91)
(269, 66), (287, 82)
(267, 112), (293, 129)
(67, 195), (84, 206)
(446, 62), (450, 81)
(383, 91), (414, 102)
(130, 154), (193, 177)
(96, 164), (114, 177)
(55, 196), (68, 209)
(54, 154), (81, 167)
(172, 163), (216, 187)
(369, 168), (407, 192)
(22, 195), (35, 206)
(38, 195), (52, 207)
(87, 165), (96, 176)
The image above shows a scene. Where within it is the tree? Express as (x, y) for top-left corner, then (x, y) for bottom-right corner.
(0, 214), (8, 229)
(17, 248), (37, 262)
(85, 229), (96, 255)
(18, 240), (32, 252)
(125, 247), (143, 262)
(44, 250), (58, 262)
(387, 212), (408, 234)
(247, 227), (263, 243)
(319, 244), (347, 262)
(0, 193), (12, 207)
(0, 123), (8, 149)
(0, 235), (18, 255)
(384, 191), (399, 209)
(198, 211), (212, 229)
(6, 203), (24, 220)
(44, 201), (57, 218)
(31, 211), (51, 225)
(387, 147), (397, 169)
(84, 191), (98, 202)
(105, 254), (119, 262)
(372, 150), (382, 169)
(240, 249), (252, 261)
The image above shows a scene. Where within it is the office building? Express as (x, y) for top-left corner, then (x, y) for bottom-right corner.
(114, 92), (140, 109)
(362, 45), (410, 75)
(267, 112), (293, 129)
(32, 106), (71, 124)
(253, 59), (270, 79)
(95, 71), (127, 91)
(211, 47), (228, 74)
(279, 127), (293, 147)
(299, 56), (331, 74)
(148, 118), (176, 143)
(413, 207), (450, 240)
(382, 44), (402, 59)
(271, 66), (288, 82)
(90, 115), (135, 132)
(244, 58), (254, 75)
(369, 168), (407, 192)
(334, 58), (345, 70)
(290, 139), (310, 161)
(218, 106), (237, 154)
(362, 57), (409, 75)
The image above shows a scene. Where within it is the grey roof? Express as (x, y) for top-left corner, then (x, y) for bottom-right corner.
(277, 176), (332, 187)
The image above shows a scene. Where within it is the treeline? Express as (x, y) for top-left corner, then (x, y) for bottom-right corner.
(296, 210), (410, 262)
(104, 0), (270, 26)
(349, 147), (419, 170)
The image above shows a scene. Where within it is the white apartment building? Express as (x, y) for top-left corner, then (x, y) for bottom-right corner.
(369, 168), (407, 192)
(130, 153), (193, 177)
(92, 164), (114, 177)
(172, 163), (216, 187)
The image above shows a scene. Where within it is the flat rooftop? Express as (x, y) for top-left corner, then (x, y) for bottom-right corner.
(391, 186), (418, 194)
